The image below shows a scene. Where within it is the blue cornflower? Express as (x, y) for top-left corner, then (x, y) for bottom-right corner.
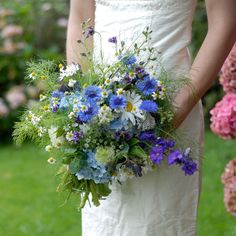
(182, 159), (198, 176)
(83, 85), (102, 102)
(138, 131), (157, 143)
(139, 100), (158, 113)
(150, 146), (164, 165)
(78, 103), (99, 122)
(109, 95), (126, 109)
(136, 75), (157, 95)
(119, 54), (137, 65)
(108, 36), (117, 44)
(51, 90), (64, 98)
(167, 150), (185, 165)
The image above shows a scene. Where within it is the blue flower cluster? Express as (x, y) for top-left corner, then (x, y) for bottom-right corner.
(75, 151), (111, 184)
(139, 131), (197, 176)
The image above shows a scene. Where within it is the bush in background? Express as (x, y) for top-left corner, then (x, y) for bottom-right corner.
(0, 1), (69, 142)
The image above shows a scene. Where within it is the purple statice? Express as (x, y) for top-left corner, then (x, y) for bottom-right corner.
(85, 27), (95, 38)
(109, 95), (126, 109)
(139, 100), (158, 113)
(136, 75), (157, 95)
(182, 159), (198, 176)
(167, 150), (185, 165)
(150, 146), (164, 165)
(108, 36), (117, 44)
(72, 131), (83, 144)
(78, 103), (99, 122)
(138, 131), (156, 143)
(83, 85), (102, 102)
(115, 129), (132, 141)
(155, 137), (175, 149)
(52, 104), (59, 113)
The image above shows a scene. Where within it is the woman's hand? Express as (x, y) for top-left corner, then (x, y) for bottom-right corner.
(172, 0), (236, 129)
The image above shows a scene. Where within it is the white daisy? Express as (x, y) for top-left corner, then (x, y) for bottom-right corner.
(121, 91), (144, 125)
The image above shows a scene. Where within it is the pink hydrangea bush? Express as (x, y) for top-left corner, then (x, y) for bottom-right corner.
(210, 93), (236, 139)
(221, 159), (236, 217)
(220, 43), (236, 93)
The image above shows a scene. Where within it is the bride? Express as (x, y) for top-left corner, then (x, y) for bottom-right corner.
(66, 0), (236, 235)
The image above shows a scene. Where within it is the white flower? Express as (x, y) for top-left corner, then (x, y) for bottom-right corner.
(66, 131), (74, 141)
(26, 111), (41, 126)
(47, 157), (56, 164)
(39, 94), (47, 101)
(101, 90), (109, 98)
(137, 113), (156, 130)
(112, 76), (123, 82)
(105, 78), (112, 86)
(29, 72), (36, 80)
(117, 88), (124, 96)
(45, 145), (53, 152)
(48, 126), (65, 148)
(121, 91), (144, 125)
(59, 63), (80, 81)
(38, 126), (46, 137)
(98, 105), (113, 123)
(68, 79), (77, 87)
(68, 112), (75, 119)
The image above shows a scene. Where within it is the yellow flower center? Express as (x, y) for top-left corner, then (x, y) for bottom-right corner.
(126, 101), (133, 112)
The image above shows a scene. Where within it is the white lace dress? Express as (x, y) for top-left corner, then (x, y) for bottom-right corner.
(82, 0), (204, 235)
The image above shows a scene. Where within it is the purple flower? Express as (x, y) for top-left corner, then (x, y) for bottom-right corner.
(182, 159), (198, 176)
(109, 95), (126, 109)
(86, 27), (95, 38)
(135, 66), (145, 75)
(139, 100), (158, 113)
(167, 150), (184, 165)
(150, 146), (164, 165)
(72, 131), (83, 143)
(83, 85), (102, 102)
(139, 131), (156, 143)
(108, 36), (117, 44)
(136, 75), (157, 95)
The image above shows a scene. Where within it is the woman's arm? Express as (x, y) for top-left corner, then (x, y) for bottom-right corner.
(66, 0), (95, 65)
(173, 0), (236, 128)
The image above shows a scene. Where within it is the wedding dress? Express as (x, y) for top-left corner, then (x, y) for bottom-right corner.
(82, 0), (204, 235)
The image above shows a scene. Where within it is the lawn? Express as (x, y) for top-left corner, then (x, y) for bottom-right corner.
(0, 131), (236, 236)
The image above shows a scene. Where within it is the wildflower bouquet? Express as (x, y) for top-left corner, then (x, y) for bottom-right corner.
(14, 23), (197, 208)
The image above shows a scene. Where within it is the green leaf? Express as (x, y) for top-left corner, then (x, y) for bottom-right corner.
(129, 145), (147, 158)
(129, 138), (140, 147)
(69, 158), (82, 174)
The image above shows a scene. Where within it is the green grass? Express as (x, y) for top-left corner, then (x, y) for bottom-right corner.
(0, 131), (236, 236)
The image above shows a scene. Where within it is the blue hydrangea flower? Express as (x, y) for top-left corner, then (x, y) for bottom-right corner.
(150, 146), (164, 165)
(167, 150), (185, 165)
(182, 159), (198, 176)
(136, 75), (157, 95)
(108, 36), (117, 44)
(109, 95), (126, 109)
(83, 85), (102, 102)
(139, 100), (158, 113)
(59, 96), (69, 110)
(109, 119), (128, 131)
(75, 151), (111, 184)
(78, 103), (99, 122)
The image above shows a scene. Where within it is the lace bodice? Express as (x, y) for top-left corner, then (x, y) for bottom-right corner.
(94, 0), (197, 72)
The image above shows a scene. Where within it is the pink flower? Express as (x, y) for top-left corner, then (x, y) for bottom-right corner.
(1, 25), (23, 38)
(5, 86), (26, 109)
(222, 159), (236, 217)
(220, 43), (236, 93)
(210, 93), (236, 139)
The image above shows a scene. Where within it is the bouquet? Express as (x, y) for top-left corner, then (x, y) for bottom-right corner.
(14, 22), (197, 208)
